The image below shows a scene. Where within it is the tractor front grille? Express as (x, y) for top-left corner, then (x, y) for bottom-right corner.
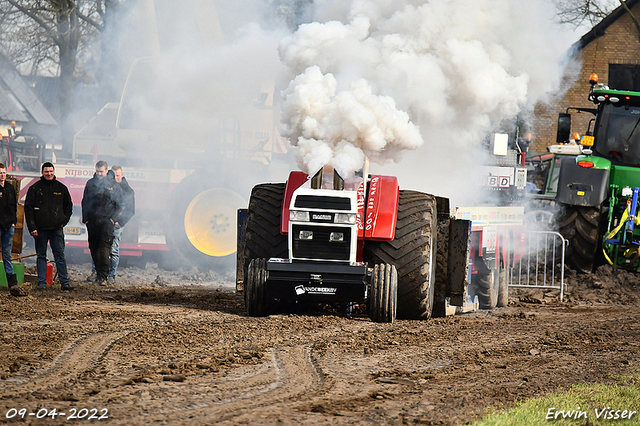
(292, 224), (351, 261)
(294, 195), (351, 210)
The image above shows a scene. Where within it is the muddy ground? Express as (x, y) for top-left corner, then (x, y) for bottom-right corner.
(1, 261), (639, 425)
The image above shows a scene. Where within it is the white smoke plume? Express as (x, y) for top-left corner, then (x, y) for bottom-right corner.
(280, 65), (423, 177)
(100, 0), (575, 208)
(279, 0), (575, 205)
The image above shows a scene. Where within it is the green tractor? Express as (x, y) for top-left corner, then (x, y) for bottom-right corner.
(555, 73), (640, 273)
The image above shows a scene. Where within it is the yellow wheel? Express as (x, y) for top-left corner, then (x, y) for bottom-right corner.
(163, 166), (262, 272)
(184, 188), (246, 257)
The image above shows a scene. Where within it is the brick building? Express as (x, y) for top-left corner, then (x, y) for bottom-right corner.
(532, 0), (640, 154)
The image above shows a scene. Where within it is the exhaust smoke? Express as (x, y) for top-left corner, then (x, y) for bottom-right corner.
(279, 0), (575, 205)
(280, 65), (423, 178)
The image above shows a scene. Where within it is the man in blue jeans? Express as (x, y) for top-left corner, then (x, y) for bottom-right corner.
(0, 163), (18, 294)
(24, 162), (73, 291)
(87, 165), (135, 284)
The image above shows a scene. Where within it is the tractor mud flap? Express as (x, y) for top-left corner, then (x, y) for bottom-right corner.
(556, 156), (609, 206)
(265, 260), (368, 302)
(432, 211), (471, 317)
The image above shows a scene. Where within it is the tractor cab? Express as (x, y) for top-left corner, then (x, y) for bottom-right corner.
(288, 165), (364, 265)
(590, 95), (640, 167)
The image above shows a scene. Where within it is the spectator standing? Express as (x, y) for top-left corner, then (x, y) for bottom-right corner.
(86, 165), (135, 284)
(0, 163), (18, 294)
(24, 162), (74, 291)
(82, 161), (122, 285)
(108, 165), (135, 284)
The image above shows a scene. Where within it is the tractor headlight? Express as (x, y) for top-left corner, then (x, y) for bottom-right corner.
(334, 213), (357, 224)
(329, 232), (344, 242)
(290, 210), (310, 222)
(299, 230), (314, 240)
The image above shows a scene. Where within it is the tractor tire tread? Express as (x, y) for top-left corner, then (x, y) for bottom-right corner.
(244, 184), (288, 264)
(364, 190), (437, 320)
(558, 204), (601, 273)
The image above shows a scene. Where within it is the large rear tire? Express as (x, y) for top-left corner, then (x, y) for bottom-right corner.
(368, 264), (398, 323)
(165, 171), (246, 272)
(243, 184), (288, 275)
(469, 269), (498, 310)
(364, 190), (437, 320)
(557, 204), (602, 273)
(246, 258), (268, 317)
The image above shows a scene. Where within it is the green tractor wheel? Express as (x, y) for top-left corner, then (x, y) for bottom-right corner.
(557, 204), (602, 273)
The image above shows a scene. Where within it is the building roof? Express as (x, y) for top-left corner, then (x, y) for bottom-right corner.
(574, 0), (640, 51)
(0, 53), (58, 126)
(22, 75), (60, 120)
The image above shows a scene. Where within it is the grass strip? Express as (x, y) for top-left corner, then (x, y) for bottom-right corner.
(472, 373), (640, 425)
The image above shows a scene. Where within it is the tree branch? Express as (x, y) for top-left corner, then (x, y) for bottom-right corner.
(77, 8), (103, 31)
(96, 0), (105, 21)
(6, 0), (60, 45)
(555, 0), (614, 27)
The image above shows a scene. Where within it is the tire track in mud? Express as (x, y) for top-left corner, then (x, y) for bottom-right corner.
(220, 343), (323, 404)
(0, 331), (129, 395)
(115, 343), (324, 424)
(142, 342), (452, 424)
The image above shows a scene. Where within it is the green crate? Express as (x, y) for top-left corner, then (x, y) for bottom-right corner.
(0, 262), (25, 287)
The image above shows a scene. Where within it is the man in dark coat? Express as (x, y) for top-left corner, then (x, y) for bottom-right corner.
(86, 164), (136, 284)
(0, 163), (18, 293)
(24, 162), (73, 290)
(82, 160), (123, 285)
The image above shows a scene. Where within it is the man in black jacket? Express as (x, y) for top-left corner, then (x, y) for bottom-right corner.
(0, 163), (18, 293)
(86, 165), (135, 284)
(82, 161), (123, 285)
(24, 162), (73, 291)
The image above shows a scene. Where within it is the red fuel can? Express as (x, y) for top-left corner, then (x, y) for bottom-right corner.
(46, 261), (53, 287)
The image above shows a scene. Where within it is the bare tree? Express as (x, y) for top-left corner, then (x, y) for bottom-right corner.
(555, 0), (640, 45)
(0, 0), (132, 153)
(554, 0), (618, 27)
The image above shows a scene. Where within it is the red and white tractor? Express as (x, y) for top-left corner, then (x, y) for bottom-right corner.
(237, 163), (472, 322)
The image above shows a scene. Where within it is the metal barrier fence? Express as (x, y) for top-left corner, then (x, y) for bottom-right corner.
(508, 231), (568, 302)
